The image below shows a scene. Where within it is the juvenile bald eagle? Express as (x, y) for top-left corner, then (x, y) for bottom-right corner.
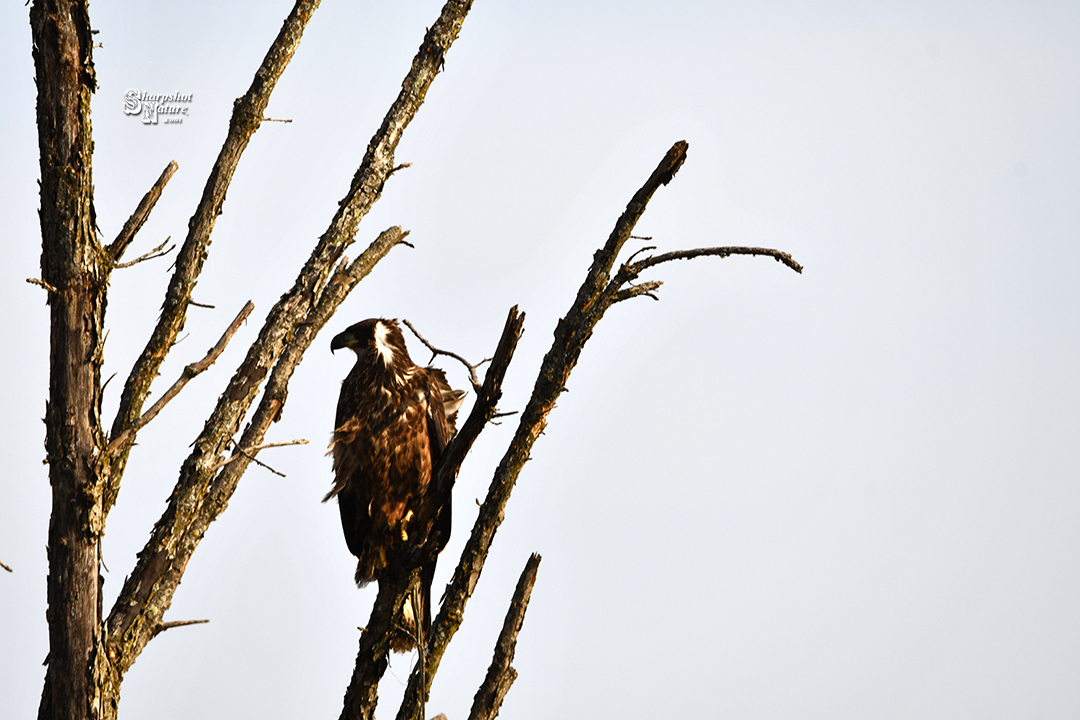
(325, 318), (465, 652)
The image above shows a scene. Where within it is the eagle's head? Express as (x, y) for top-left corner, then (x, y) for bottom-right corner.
(331, 318), (413, 369)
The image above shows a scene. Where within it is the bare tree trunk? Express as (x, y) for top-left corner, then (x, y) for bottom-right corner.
(30, 1), (109, 718)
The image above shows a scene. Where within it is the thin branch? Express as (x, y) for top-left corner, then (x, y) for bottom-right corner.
(402, 317), (491, 392)
(467, 553), (541, 720)
(151, 618), (208, 638)
(262, 116), (292, 123)
(107, 160), (178, 262)
(106, 0), (323, 510)
(0, 560), (12, 573)
(631, 245), (803, 275)
(25, 278), (59, 294)
(106, 301), (254, 455)
(607, 245), (801, 306)
(612, 280), (662, 303)
(112, 236), (175, 269)
(210, 438), (310, 475)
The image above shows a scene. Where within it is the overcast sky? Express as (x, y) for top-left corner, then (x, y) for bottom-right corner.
(3, 1), (1079, 719)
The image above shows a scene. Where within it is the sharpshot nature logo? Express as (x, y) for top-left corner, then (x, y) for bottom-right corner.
(123, 89), (193, 125)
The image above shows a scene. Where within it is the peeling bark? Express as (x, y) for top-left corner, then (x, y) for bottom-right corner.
(31, 1), (108, 718)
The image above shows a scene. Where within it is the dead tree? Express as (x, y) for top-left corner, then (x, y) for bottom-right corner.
(28, 2), (801, 719)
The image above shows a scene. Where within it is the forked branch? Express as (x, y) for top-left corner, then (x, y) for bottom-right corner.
(107, 160), (178, 263)
(104, 225), (405, 678)
(609, 245), (802, 303)
(391, 142), (693, 720)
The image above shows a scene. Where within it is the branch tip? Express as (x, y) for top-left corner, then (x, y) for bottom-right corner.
(152, 618), (209, 638)
(26, 278), (59, 294)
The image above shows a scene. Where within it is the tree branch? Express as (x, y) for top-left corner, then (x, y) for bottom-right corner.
(467, 553), (541, 720)
(105, 301), (253, 458)
(106, 160), (178, 263)
(607, 246), (802, 309)
(106, 0), (322, 502)
(629, 245), (802, 277)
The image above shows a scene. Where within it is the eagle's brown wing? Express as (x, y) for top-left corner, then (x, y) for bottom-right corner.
(328, 370), (437, 585)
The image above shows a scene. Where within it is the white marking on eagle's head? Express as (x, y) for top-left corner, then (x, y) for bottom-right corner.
(373, 321), (394, 365)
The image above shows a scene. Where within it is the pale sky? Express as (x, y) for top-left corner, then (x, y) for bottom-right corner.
(3, 2), (1079, 719)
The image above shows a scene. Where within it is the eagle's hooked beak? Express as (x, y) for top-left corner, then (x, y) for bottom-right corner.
(330, 330), (355, 353)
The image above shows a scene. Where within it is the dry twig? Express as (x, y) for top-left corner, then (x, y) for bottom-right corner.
(402, 317), (491, 392)
(151, 619), (208, 638)
(25, 278), (59, 294)
(211, 438), (310, 476)
(112, 236), (175, 269)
